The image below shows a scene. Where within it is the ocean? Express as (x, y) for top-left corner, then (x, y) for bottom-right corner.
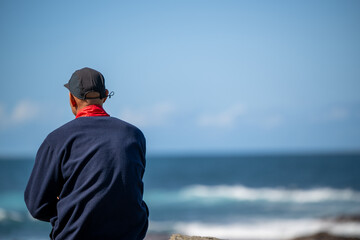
(0, 153), (360, 240)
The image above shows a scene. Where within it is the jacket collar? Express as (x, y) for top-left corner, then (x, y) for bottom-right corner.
(75, 105), (110, 118)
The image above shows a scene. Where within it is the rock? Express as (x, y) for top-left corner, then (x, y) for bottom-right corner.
(333, 215), (360, 222)
(169, 234), (220, 240)
(291, 232), (360, 240)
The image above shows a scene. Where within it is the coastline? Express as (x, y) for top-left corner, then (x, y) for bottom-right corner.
(145, 233), (360, 240)
(144, 214), (360, 240)
(144, 232), (360, 240)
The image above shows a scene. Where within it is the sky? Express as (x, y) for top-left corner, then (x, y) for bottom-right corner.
(0, 0), (359, 156)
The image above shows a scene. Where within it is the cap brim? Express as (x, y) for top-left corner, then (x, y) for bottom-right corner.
(64, 83), (70, 90)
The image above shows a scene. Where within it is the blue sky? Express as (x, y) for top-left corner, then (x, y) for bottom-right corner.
(0, 0), (359, 155)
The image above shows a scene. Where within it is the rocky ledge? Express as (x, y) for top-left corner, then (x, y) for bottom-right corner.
(291, 232), (360, 240)
(170, 234), (220, 240)
(169, 232), (360, 240)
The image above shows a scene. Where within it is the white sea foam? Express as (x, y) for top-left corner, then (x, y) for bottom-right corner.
(150, 219), (360, 240)
(0, 208), (24, 222)
(146, 185), (360, 204)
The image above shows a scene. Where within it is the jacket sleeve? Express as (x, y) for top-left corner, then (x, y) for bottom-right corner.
(24, 139), (62, 222)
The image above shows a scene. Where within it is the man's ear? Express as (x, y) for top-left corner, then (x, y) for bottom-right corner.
(69, 93), (77, 108)
(102, 89), (109, 103)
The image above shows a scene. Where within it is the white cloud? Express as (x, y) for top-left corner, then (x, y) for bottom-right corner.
(196, 104), (286, 130)
(119, 102), (175, 127)
(12, 100), (40, 123)
(0, 100), (40, 128)
(197, 104), (246, 128)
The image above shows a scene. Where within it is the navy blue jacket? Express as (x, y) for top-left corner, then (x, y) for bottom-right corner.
(25, 116), (149, 240)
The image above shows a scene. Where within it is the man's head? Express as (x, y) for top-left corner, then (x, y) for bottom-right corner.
(64, 67), (109, 116)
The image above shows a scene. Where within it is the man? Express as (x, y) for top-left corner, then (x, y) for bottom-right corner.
(24, 67), (149, 240)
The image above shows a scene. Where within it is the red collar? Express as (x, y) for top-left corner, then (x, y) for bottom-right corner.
(76, 105), (110, 118)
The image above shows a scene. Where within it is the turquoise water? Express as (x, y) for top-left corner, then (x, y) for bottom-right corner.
(1, 153), (360, 239)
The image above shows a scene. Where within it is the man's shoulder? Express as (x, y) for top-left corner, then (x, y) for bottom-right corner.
(109, 117), (144, 133)
(108, 117), (146, 141)
(43, 118), (80, 144)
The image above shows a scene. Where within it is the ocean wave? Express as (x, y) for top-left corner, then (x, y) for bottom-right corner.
(145, 185), (360, 204)
(0, 208), (24, 222)
(149, 218), (360, 239)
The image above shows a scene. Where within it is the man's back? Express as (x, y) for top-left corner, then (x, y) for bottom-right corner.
(25, 116), (149, 239)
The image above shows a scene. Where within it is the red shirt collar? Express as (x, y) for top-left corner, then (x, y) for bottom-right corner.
(75, 105), (110, 119)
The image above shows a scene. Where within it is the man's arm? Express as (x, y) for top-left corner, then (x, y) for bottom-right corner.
(24, 140), (62, 222)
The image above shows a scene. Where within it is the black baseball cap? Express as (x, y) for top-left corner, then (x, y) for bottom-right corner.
(64, 67), (107, 99)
